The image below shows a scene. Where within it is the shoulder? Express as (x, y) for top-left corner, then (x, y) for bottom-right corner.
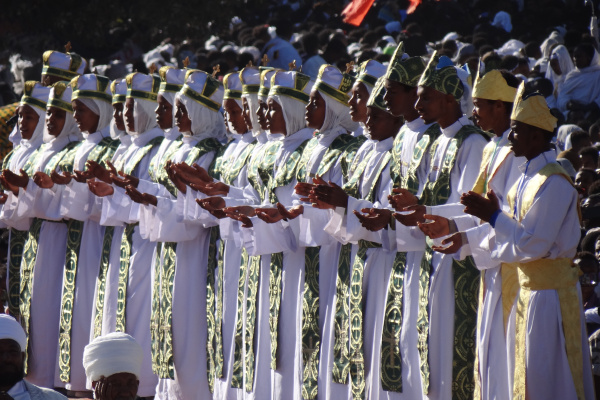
(24, 381), (68, 400)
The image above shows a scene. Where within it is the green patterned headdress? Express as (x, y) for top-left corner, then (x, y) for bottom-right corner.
(158, 66), (185, 94)
(384, 42), (426, 87)
(71, 74), (112, 104)
(223, 72), (243, 100)
(42, 49), (87, 81)
(20, 81), (51, 111)
(366, 77), (388, 111)
(125, 72), (161, 102)
(179, 69), (223, 112)
(418, 51), (464, 100)
(48, 81), (74, 112)
(269, 70), (313, 104)
(356, 60), (386, 89)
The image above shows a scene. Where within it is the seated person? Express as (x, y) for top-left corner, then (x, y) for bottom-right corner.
(82, 332), (143, 400)
(0, 314), (67, 399)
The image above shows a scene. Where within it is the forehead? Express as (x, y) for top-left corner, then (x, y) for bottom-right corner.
(18, 104), (36, 115)
(0, 338), (21, 350)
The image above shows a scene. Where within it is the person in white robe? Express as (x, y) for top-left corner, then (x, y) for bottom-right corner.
(87, 71), (165, 397)
(2, 81), (82, 389)
(545, 45), (574, 103)
(557, 43), (600, 114)
(461, 82), (595, 400)
(391, 52), (488, 400)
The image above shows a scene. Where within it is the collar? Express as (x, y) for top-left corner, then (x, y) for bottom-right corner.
(497, 128), (511, 147)
(164, 126), (182, 141)
(518, 148), (557, 175)
(405, 117), (426, 131)
(7, 380), (27, 397)
(182, 130), (217, 145)
(441, 115), (471, 138)
(375, 136), (394, 151)
(283, 127), (313, 145)
(240, 132), (256, 143)
(256, 131), (268, 144)
(131, 126), (163, 146)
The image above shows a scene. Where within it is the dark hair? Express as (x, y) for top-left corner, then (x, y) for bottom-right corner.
(571, 130), (592, 148)
(589, 180), (600, 196)
(580, 146), (600, 167)
(582, 229), (600, 253)
(575, 251), (599, 269)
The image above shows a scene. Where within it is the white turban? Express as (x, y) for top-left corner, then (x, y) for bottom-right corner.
(83, 332), (143, 382)
(0, 314), (27, 352)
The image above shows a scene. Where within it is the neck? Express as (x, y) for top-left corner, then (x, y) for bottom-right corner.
(404, 108), (420, 123)
(492, 119), (511, 138)
(525, 144), (551, 160)
(438, 107), (463, 129)
(0, 380), (19, 392)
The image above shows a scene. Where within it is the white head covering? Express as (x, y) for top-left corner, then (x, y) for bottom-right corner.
(19, 81), (51, 147)
(42, 50), (87, 81)
(545, 45), (575, 88)
(0, 314), (27, 351)
(492, 11), (512, 33)
(175, 70), (226, 140)
(356, 59), (386, 96)
(44, 81), (82, 144)
(240, 66), (263, 135)
(125, 72), (160, 135)
(110, 79), (127, 140)
(70, 74), (113, 137)
(83, 332), (143, 382)
(455, 66), (473, 115)
(269, 70), (314, 136)
(223, 71), (245, 134)
(313, 64), (359, 133)
(158, 66), (186, 135)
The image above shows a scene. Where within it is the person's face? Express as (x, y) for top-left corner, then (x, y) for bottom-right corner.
(241, 97), (254, 131)
(124, 98), (136, 132)
(41, 74), (62, 87)
(155, 94), (173, 130)
(0, 339), (25, 390)
(383, 79), (417, 118)
(18, 104), (40, 140)
(508, 120), (537, 158)
(348, 82), (369, 123)
(266, 97), (287, 135)
(174, 100), (192, 133)
(550, 57), (562, 75)
(45, 106), (66, 138)
(580, 154), (597, 170)
(472, 98), (496, 132)
(595, 239), (600, 263)
(365, 106), (399, 141)
(72, 99), (100, 134)
(573, 48), (592, 70)
(93, 372), (139, 400)
(415, 86), (444, 124)
(224, 98), (248, 134)
(575, 170), (596, 197)
(257, 99), (269, 131)
(305, 90), (326, 130)
(112, 103), (126, 132)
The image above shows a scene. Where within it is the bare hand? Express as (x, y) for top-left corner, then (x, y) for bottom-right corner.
(226, 211), (253, 228)
(51, 170), (72, 185)
(388, 188), (418, 211)
(393, 204), (426, 226)
(276, 202), (304, 220)
(125, 185), (148, 205)
(171, 162), (214, 186)
(195, 198), (225, 219)
(33, 172), (54, 189)
(418, 214), (450, 239)
(88, 179), (114, 197)
(86, 160), (116, 184)
(3, 169), (29, 188)
(255, 207), (284, 224)
(223, 205), (256, 218)
(197, 196), (226, 212)
(190, 181), (229, 196)
(111, 171), (139, 189)
(0, 193), (7, 204)
(432, 232), (463, 254)
(72, 169), (93, 183)
(354, 208), (392, 231)
(295, 182), (314, 197)
(460, 190), (500, 222)
(310, 181), (348, 209)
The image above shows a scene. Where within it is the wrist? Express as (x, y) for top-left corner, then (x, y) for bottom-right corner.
(489, 209), (502, 227)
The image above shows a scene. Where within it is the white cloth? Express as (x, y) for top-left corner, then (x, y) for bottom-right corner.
(545, 45), (575, 100)
(82, 332), (143, 382)
(0, 314), (27, 350)
(557, 50), (600, 112)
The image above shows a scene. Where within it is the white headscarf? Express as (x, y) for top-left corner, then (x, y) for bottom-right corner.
(126, 98), (158, 136)
(42, 106), (82, 145)
(77, 98), (113, 137)
(270, 94), (307, 136)
(175, 92), (227, 141)
(0, 314), (27, 351)
(316, 91), (358, 135)
(545, 45), (575, 91)
(83, 332), (143, 383)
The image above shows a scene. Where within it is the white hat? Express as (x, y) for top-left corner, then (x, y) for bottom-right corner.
(83, 332), (143, 382)
(180, 70), (223, 112)
(111, 79), (127, 105)
(269, 70), (313, 104)
(48, 81), (74, 113)
(43, 50), (87, 81)
(223, 72), (243, 100)
(20, 81), (51, 111)
(158, 66), (186, 95)
(356, 60), (386, 91)
(313, 64), (355, 105)
(240, 66), (261, 96)
(258, 68), (277, 101)
(125, 72), (160, 102)
(71, 74), (112, 104)
(0, 314), (27, 352)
